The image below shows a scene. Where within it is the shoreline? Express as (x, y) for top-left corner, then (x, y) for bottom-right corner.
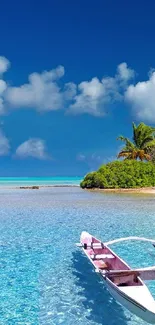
(88, 187), (155, 194)
(0, 185), (155, 194)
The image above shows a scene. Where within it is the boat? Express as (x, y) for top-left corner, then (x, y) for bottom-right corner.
(76, 231), (155, 323)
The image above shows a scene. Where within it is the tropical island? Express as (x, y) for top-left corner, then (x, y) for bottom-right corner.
(80, 122), (155, 192)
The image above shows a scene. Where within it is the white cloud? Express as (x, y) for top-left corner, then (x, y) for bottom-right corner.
(0, 57), (10, 114)
(0, 80), (7, 95)
(0, 56), (135, 117)
(15, 139), (49, 160)
(0, 98), (5, 115)
(125, 71), (155, 122)
(0, 130), (10, 156)
(63, 82), (77, 100)
(5, 66), (76, 112)
(0, 57), (10, 75)
(68, 78), (108, 116)
(117, 62), (135, 82)
(0, 81), (7, 115)
(68, 63), (134, 116)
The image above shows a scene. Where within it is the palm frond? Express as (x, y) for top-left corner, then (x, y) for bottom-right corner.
(117, 122), (155, 161)
(144, 140), (155, 148)
(143, 154), (151, 161)
(141, 136), (155, 149)
(132, 122), (137, 144)
(117, 136), (135, 149)
(133, 122), (155, 148)
(118, 151), (134, 159)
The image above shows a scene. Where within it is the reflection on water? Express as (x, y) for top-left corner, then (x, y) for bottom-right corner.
(72, 250), (130, 325)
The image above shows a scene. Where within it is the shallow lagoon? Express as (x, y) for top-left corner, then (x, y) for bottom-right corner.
(0, 187), (155, 324)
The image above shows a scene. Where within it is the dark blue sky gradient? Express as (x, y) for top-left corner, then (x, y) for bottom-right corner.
(0, 0), (154, 175)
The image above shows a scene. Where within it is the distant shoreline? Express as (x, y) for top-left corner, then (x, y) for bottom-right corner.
(18, 185), (80, 188)
(1, 185), (155, 194)
(87, 187), (155, 194)
(0, 185), (80, 190)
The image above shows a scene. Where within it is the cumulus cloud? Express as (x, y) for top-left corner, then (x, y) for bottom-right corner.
(0, 81), (7, 114)
(125, 71), (155, 122)
(0, 57), (10, 114)
(117, 62), (135, 83)
(0, 57), (10, 75)
(5, 66), (76, 112)
(15, 139), (49, 159)
(0, 130), (10, 156)
(68, 63), (134, 116)
(68, 78), (108, 116)
(0, 55), (136, 117)
(0, 80), (7, 95)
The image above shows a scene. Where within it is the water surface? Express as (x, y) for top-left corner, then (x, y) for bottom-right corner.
(0, 177), (82, 187)
(0, 187), (154, 324)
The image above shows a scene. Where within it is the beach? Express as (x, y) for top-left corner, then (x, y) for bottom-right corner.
(88, 187), (155, 194)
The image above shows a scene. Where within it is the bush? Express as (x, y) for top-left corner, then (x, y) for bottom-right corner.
(80, 160), (155, 189)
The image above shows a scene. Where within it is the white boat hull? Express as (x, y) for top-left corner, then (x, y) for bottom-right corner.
(78, 231), (155, 324)
(104, 278), (155, 323)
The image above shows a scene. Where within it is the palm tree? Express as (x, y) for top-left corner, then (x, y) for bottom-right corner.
(117, 122), (155, 161)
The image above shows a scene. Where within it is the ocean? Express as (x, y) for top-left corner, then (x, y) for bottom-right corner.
(0, 177), (82, 187)
(0, 186), (154, 324)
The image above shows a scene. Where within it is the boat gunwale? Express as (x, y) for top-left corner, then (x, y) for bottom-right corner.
(80, 234), (150, 309)
(82, 234), (144, 285)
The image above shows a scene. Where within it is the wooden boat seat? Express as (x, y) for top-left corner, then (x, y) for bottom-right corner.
(91, 253), (114, 260)
(94, 260), (109, 270)
(91, 242), (104, 249)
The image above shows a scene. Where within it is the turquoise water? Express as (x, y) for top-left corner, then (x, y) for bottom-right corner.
(0, 187), (155, 324)
(0, 177), (82, 186)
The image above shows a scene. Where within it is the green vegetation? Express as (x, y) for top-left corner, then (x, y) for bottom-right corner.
(80, 160), (155, 189)
(117, 122), (155, 161)
(81, 122), (155, 189)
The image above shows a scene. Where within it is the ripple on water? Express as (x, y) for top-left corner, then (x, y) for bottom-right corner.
(0, 188), (154, 324)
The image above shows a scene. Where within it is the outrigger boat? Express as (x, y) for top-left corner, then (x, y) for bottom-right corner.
(76, 232), (155, 323)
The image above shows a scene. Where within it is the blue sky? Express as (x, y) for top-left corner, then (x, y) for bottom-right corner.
(0, 0), (155, 176)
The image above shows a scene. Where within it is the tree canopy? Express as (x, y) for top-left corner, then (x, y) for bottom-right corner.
(117, 122), (155, 161)
(80, 122), (155, 190)
(80, 160), (155, 189)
